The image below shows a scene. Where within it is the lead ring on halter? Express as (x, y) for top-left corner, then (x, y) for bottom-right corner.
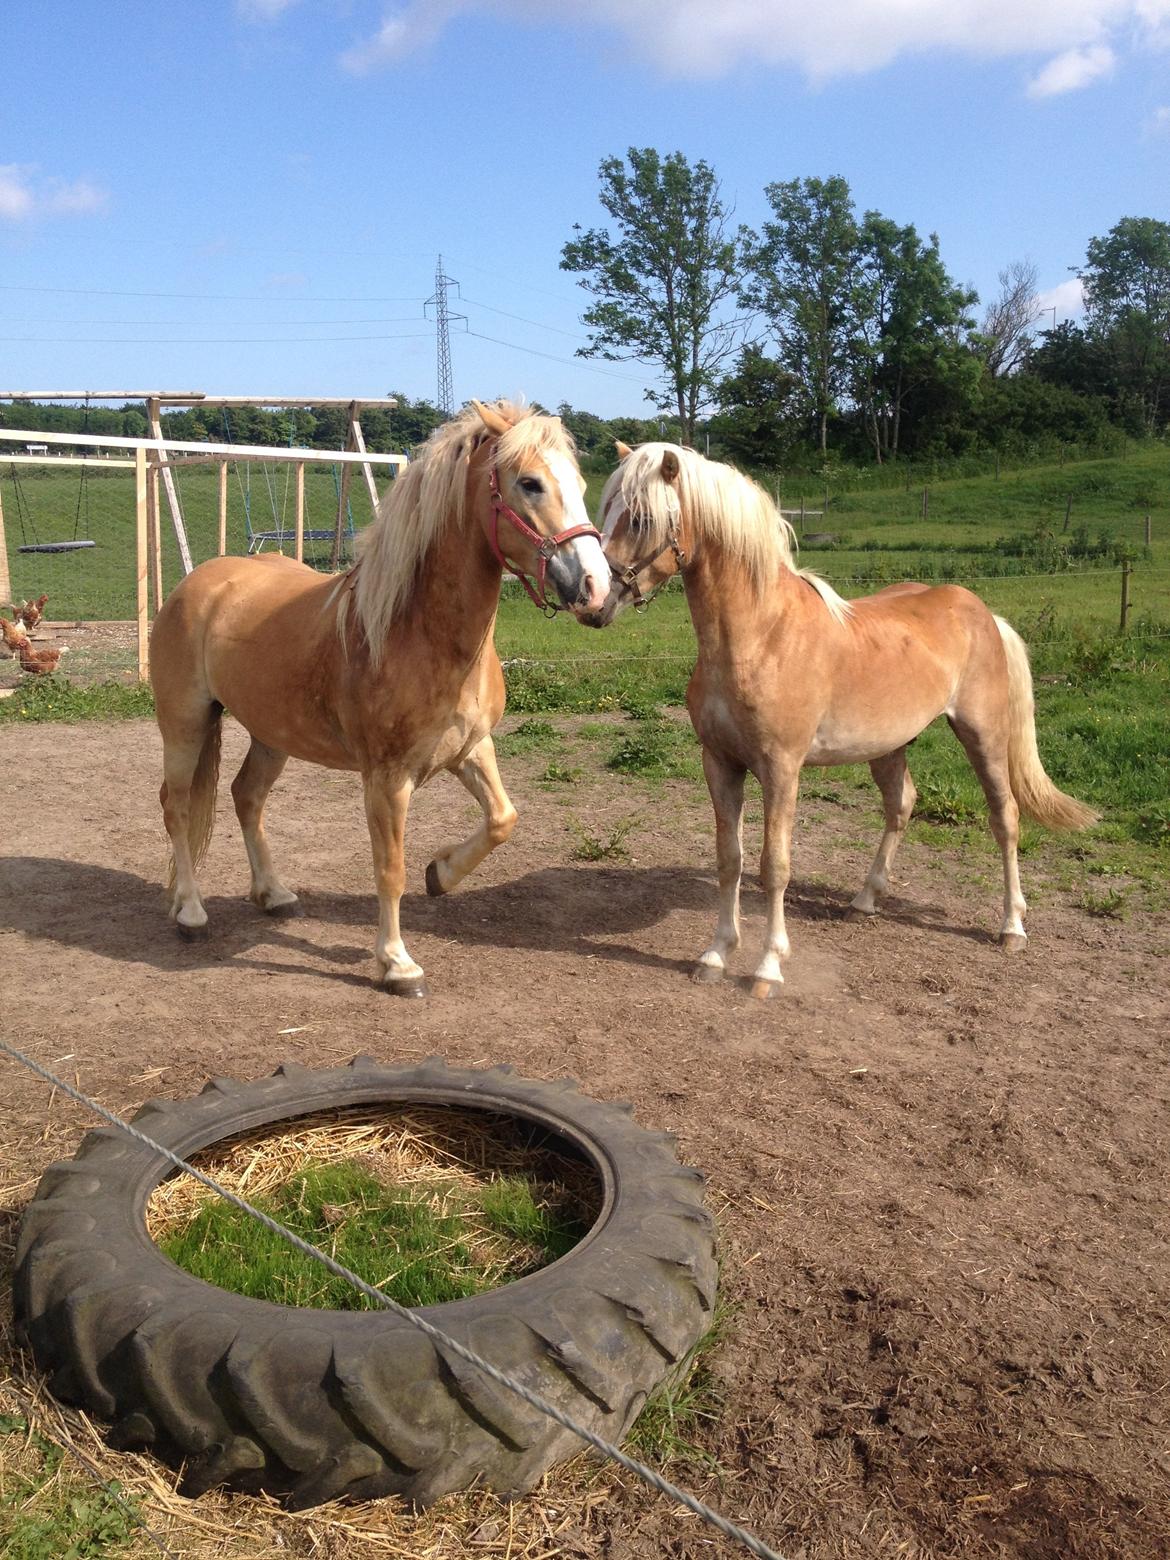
(483, 454), (602, 614)
(607, 519), (687, 613)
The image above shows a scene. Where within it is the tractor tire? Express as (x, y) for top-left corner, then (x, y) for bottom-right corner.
(14, 1056), (716, 1509)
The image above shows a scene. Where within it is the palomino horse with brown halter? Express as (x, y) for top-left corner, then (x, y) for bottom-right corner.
(149, 400), (608, 995)
(583, 441), (1097, 998)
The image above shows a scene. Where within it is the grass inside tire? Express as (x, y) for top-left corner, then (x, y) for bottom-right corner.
(14, 1056), (717, 1509)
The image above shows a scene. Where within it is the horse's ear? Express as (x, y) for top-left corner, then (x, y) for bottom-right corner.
(614, 439), (632, 461)
(470, 399), (512, 437)
(661, 449), (681, 484)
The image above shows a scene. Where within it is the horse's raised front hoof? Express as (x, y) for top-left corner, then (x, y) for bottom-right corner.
(424, 860), (447, 898)
(264, 898), (303, 920)
(384, 973), (429, 999)
(749, 977), (782, 1001)
(999, 931), (1028, 953)
(692, 962), (723, 986)
(175, 919), (209, 943)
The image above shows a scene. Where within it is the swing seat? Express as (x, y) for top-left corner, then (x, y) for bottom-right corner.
(18, 540), (97, 554)
(247, 528), (336, 555)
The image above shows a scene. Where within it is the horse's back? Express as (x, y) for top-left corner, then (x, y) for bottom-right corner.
(152, 556), (341, 719)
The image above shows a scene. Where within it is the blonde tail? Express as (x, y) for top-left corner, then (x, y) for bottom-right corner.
(165, 714), (223, 890)
(995, 617), (1098, 831)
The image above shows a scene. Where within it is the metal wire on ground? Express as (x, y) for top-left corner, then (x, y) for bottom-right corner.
(0, 1040), (788, 1560)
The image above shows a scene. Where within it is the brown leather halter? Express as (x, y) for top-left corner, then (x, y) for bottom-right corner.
(606, 509), (687, 613)
(483, 454), (602, 614)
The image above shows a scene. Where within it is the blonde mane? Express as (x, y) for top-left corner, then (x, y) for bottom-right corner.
(338, 400), (577, 657)
(606, 443), (851, 621)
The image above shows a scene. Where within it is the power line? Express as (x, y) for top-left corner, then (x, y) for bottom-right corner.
(0, 283), (424, 303)
(466, 329), (651, 384)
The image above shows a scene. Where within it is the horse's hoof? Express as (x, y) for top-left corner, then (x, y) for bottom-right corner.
(692, 962), (723, 986)
(999, 932), (1028, 953)
(845, 906), (875, 924)
(176, 920), (209, 942)
(264, 898), (303, 919)
(425, 860), (447, 898)
(384, 974), (429, 999)
(750, 978), (782, 1001)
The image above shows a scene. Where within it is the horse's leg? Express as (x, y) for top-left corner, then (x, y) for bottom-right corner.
(158, 707), (221, 940)
(362, 769), (427, 996)
(231, 739), (299, 916)
(750, 758), (802, 1000)
(850, 747), (916, 917)
(694, 748), (746, 985)
(948, 715), (1027, 950)
(424, 736), (518, 897)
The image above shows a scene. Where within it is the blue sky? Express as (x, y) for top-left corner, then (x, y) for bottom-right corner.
(1, 0), (1167, 420)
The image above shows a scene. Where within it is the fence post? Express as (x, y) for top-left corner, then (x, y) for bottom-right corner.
(799, 496), (805, 535)
(921, 486), (929, 521)
(1062, 493), (1073, 533)
(295, 462), (305, 564)
(1145, 514), (1152, 547)
(135, 447), (149, 681)
(0, 479), (10, 607)
(1119, 560), (1132, 634)
(218, 461), (228, 556)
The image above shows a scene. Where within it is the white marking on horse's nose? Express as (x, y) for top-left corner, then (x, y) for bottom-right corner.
(568, 534), (610, 611)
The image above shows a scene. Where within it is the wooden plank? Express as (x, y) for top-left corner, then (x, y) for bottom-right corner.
(348, 401), (382, 512)
(0, 453), (136, 468)
(147, 395), (398, 409)
(148, 397), (195, 576)
(1, 390), (204, 401)
(218, 462), (228, 556)
(0, 480), (10, 605)
(135, 447), (149, 681)
(0, 427), (406, 465)
(295, 462), (305, 564)
(147, 464), (164, 612)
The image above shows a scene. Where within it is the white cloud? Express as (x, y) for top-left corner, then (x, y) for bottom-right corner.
(334, 1), (1170, 85)
(340, 1), (463, 72)
(237, 0), (300, 19)
(0, 165), (109, 223)
(1146, 104), (1170, 134)
(1026, 43), (1115, 97)
(1035, 278), (1086, 324)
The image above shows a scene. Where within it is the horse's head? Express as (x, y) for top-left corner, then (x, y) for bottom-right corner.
(579, 441), (687, 628)
(471, 400), (609, 617)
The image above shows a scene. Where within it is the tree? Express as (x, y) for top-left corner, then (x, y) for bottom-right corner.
(1079, 216), (1170, 434)
(846, 215), (979, 462)
(980, 259), (1041, 378)
(743, 176), (858, 455)
(708, 345), (799, 468)
(561, 148), (747, 443)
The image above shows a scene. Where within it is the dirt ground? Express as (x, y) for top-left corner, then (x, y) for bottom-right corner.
(1, 714), (1168, 1559)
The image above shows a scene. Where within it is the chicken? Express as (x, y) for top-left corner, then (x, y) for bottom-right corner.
(17, 639), (66, 675)
(1, 614), (65, 673)
(16, 593), (49, 631)
(0, 615), (27, 655)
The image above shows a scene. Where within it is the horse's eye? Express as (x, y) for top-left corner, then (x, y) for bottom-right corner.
(518, 477), (544, 496)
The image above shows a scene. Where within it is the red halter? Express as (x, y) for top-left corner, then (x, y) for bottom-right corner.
(483, 456), (602, 612)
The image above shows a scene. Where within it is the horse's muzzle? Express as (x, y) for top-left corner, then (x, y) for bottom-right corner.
(546, 535), (610, 616)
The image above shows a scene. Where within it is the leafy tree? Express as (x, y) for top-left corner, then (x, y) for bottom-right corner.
(708, 345), (799, 468)
(846, 214), (979, 462)
(744, 176), (858, 455)
(1078, 216), (1170, 434)
(561, 148), (747, 443)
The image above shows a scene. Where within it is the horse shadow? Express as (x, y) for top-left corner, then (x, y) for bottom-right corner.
(0, 852), (989, 991)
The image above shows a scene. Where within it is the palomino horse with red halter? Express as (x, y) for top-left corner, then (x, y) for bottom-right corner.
(149, 400), (608, 995)
(583, 441), (1097, 998)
